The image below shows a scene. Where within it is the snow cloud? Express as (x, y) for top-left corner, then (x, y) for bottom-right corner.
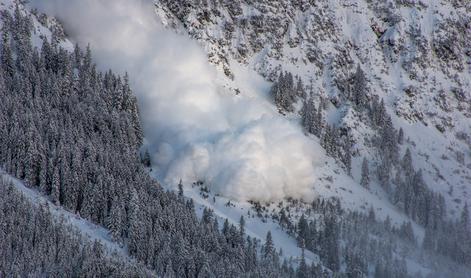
(31, 0), (323, 202)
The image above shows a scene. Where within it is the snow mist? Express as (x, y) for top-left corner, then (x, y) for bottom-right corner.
(31, 0), (322, 202)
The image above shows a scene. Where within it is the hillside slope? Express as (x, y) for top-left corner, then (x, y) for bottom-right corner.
(154, 0), (471, 217)
(151, 0), (471, 276)
(1, 0), (469, 276)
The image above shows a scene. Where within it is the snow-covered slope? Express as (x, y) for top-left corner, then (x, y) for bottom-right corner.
(149, 1), (471, 274)
(4, 0), (468, 275)
(154, 0), (471, 218)
(0, 170), (126, 257)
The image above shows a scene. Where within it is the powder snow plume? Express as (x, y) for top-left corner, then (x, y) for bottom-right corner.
(31, 0), (323, 202)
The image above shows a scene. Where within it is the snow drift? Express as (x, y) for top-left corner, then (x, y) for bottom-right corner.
(31, 0), (322, 202)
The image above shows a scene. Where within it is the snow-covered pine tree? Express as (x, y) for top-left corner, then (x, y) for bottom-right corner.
(360, 157), (370, 189)
(352, 64), (368, 109)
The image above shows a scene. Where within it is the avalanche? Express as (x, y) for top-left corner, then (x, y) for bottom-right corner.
(31, 0), (327, 202)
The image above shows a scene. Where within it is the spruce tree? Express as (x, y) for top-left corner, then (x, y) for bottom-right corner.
(361, 158), (370, 189)
(398, 127), (404, 145)
(352, 64), (368, 108)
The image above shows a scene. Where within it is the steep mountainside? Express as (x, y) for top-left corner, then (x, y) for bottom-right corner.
(155, 0), (471, 216)
(151, 0), (471, 276)
(1, 0), (470, 277)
